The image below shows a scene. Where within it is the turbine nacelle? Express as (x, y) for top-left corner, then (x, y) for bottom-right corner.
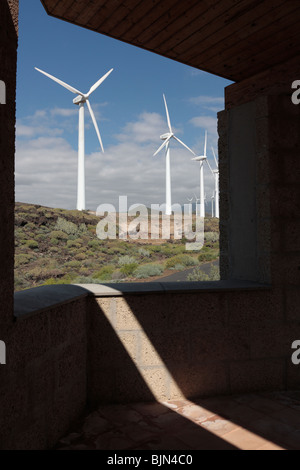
(73, 95), (86, 105)
(160, 132), (171, 140)
(191, 155), (207, 162)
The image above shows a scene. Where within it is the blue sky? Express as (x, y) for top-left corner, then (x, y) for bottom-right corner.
(16, 0), (232, 211)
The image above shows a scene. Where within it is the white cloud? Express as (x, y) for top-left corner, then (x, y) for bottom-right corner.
(15, 108), (217, 211)
(50, 107), (78, 117)
(189, 95), (224, 106)
(188, 95), (224, 113)
(16, 123), (63, 138)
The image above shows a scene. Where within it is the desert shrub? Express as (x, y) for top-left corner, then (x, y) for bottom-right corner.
(50, 230), (68, 240)
(65, 260), (81, 268)
(71, 276), (102, 284)
(15, 254), (34, 267)
(120, 263), (138, 277)
(165, 254), (198, 269)
(187, 269), (210, 282)
(54, 217), (79, 236)
(25, 239), (39, 249)
(187, 265), (220, 281)
(50, 238), (59, 246)
(198, 251), (218, 263)
(85, 250), (96, 257)
(148, 245), (162, 253)
(205, 232), (220, 243)
(78, 267), (90, 276)
(35, 233), (47, 242)
(138, 248), (151, 258)
(14, 276), (27, 291)
(208, 265), (220, 280)
(24, 222), (35, 231)
(111, 270), (126, 281)
(88, 239), (102, 249)
(79, 223), (87, 233)
(43, 273), (77, 285)
(74, 253), (86, 261)
(173, 264), (185, 271)
(25, 267), (64, 280)
(134, 264), (164, 279)
(67, 240), (81, 248)
(93, 265), (115, 281)
(118, 255), (136, 266)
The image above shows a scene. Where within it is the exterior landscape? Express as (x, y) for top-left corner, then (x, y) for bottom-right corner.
(14, 202), (220, 291)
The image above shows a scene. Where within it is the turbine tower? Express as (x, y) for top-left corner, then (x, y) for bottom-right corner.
(191, 131), (212, 218)
(186, 196), (194, 216)
(211, 193), (215, 218)
(154, 94), (194, 216)
(193, 193), (201, 217)
(211, 147), (219, 219)
(35, 67), (113, 211)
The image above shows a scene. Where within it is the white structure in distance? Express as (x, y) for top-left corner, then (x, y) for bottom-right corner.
(186, 196), (194, 216)
(211, 146), (219, 219)
(35, 67), (113, 211)
(154, 94), (195, 216)
(191, 131), (214, 218)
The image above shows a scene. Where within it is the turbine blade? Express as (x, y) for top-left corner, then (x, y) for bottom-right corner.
(173, 135), (195, 155)
(86, 99), (104, 153)
(35, 67), (83, 95)
(163, 94), (172, 133)
(205, 158), (214, 176)
(211, 146), (218, 168)
(87, 68), (113, 97)
(204, 130), (207, 156)
(153, 135), (171, 156)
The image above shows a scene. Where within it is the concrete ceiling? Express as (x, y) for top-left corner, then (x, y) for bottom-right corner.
(41, 0), (300, 82)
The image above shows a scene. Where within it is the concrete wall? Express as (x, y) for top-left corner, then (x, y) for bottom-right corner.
(218, 97), (271, 283)
(0, 0), (18, 327)
(0, 295), (87, 450)
(87, 285), (299, 407)
(1, 0), (299, 450)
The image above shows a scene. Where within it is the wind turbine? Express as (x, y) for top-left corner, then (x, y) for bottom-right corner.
(186, 196), (194, 216)
(153, 94), (195, 216)
(191, 131), (213, 218)
(211, 146), (219, 219)
(211, 193), (215, 218)
(193, 193), (201, 217)
(35, 66), (113, 211)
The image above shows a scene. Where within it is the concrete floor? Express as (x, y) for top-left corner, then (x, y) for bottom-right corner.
(55, 390), (300, 450)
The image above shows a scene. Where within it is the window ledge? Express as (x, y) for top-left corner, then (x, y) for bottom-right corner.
(77, 280), (272, 296)
(14, 280), (272, 320)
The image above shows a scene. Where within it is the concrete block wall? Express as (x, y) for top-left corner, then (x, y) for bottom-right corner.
(0, 0), (18, 327)
(0, 298), (87, 450)
(87, 287), (300, 407)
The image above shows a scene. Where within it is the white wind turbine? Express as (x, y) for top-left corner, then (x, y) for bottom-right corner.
(186, 196), (194, 216)
(211, 146), (219, 219)
(154, 94), (195, 216)
(35, 66), (113, 211)
(193, 193), (201, 217)
(191, 131), (213, 218)
(211, 193), (215, 218)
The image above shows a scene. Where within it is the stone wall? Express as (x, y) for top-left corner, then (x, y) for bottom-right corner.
(0, 0), (18, 327)
(0, 296), (87, 450)
(87, 285), (299, 407)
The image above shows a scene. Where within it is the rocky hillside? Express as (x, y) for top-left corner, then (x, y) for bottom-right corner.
(14, 202), (219, 291)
